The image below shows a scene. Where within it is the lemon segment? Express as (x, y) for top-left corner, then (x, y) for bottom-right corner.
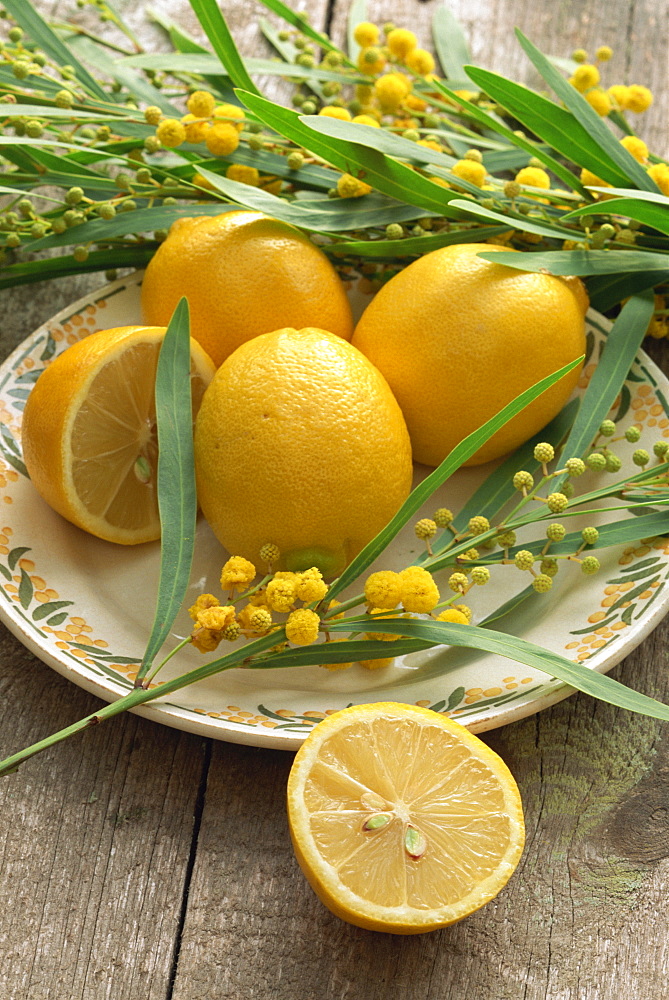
(287, 703), (525, 934)
(22, 325), (216, 545)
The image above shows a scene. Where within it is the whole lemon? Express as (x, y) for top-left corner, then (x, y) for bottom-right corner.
(194, 327), (413, 577)
(141, 210), (354, 366)
(351, 243), (588, 466)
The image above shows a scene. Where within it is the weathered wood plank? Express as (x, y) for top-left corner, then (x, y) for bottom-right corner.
(0, 640), (208, 1000)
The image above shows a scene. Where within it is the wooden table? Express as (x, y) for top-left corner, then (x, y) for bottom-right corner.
(1, 1), (668, 996)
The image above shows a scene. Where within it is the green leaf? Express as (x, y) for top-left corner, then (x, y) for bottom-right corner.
(475, 249), (669, 278)
(556, 294), (654, 484)
(565, 198), (669, 237)
(326, 356), (582, 603)
(464, 64), (630, 190)
(237, 91), (465, 217)
(67, 36), (181, 115)
(445, 400), (580, 535)
(513, 30), (656, 192)
(425, 78), (587, 195)
(327, 617), (669, 722)
(254, 0), (355, 68)
(0, 246), (156, 291)
(328, 226), (511, 259)
(586, 271), (661, 313)
(136, 300), (198, 684)
(27, 204), (237, 253)
(347, 0), (367, 64)
(481, 511), (669, 564)
(2, 0), (108, 101)
(188, 0), (261, 96)
(431, 6), (472, 82)
(448, 200), (578, 241)
(194, 167), (438, 232)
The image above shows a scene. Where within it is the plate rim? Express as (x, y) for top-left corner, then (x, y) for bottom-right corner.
(1, 272), (668, 751)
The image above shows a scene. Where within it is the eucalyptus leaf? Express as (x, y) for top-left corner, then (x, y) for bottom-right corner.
(0, 246), (155, 291)
(432, 5), (473, 82)
(475, 249), (669, 277)
(188, 0), (261, 96)
(326, 357), (583, 603)
(136, 300), (198, 684)
(425, 78), (587, 195)
(514, 30), (656, 192)
(2, 0), (108, 101)
(448, 199), (579, 241)
(565, 198), (669, 237)
(347, 0), (368, 64)
(327, 617), (669, 722)
(237, 90), (465, 217)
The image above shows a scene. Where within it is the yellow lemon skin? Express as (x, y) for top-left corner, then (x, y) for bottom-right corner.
(194, 327), (413, 577)
(141, 210), (354, 367)
(22, 325), (215, 545)
(351, 243), (587, 466)
(287, 703), (525, 934)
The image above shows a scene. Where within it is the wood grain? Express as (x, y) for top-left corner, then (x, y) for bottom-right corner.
(1, 0), (668, 997)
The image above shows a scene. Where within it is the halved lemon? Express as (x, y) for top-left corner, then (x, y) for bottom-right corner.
(287, 702), (525, 934)
(22, 325), (216, 544)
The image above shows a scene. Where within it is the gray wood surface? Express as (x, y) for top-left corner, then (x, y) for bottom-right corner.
(1, 1), (668, 997)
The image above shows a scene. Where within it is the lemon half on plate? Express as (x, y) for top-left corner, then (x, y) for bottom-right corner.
(22, 324), (215, 545)
(287, 702), (525, 933)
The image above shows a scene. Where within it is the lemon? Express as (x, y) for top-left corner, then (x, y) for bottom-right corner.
(352, 243), (588, 466)
(193, 327), (413, 577)
(22, 325), (215, 545)
(287, 702), (525, 934)
(140, 210), (354, 367)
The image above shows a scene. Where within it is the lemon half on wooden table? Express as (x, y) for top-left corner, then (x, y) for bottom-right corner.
(21, 325), (216, 545)
(287, 702), (525, 934)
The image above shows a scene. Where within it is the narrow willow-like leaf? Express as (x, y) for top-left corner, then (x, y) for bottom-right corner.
(585, 188), (669, 205)
(27, 203), (234, 253)
(476, 249), (669, 277)
(188, 167), (422, 231)
(347, 0), (367, 64)
(480, 510), (669, 564)
(188, 0), (261, 96)
(136, 300), (197, 685)
(237, 90), (464, 217)
(445, 400), (580, 535)
(553, 294), (654, 485)
(425, 78), (586, 195)
(2, 0), (108, 101)
(565, 198), (669, 237)
(255, 0), (356, 68)
(0, 246), (156, 290)
(326, 357), (582, 602)
(464, 64), (630, 189)
(301, 114), (458, 172)
(122, 52), (362, 85)
(246, 636), (434, 669)
(432, 6), (472, 82)
(514, 30), (656, 192)
(69, 36), (181, 115)
(328, 226), (510, 258)
(326, 617), (669, 722)
(448, 199), (579, 241)
(587, 271), (661, 313)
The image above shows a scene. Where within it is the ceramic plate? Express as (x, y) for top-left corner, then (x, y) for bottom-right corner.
(1, 273), (668, 750)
